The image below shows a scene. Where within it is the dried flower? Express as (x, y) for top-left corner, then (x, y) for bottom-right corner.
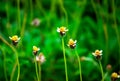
(111, 72), (120, 81)
(92, 50), (102, 60)
(33, 46), (40, 55)
(9, 35), (20, 46)
(36, 52), (46, 64)
(57, 26), (68, 36)
(106, 64), (112, 71)
(31, 18), (41, 27)
(80, 56), (86, 61)
(67, 39), (77, 49)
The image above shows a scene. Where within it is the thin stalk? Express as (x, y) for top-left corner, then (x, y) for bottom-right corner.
(18, 13), (27, 47)
(103, 72), (108, 80)
(38, 63), (41, 81)
(10, 62), (17, 81)
(6, 0), (9, 24)
(30, 0), (33, 21)
(62, 38), (68, 81)
(59, 0), (68, 26)
(75, 49), (82, 81)
(34, 57), (39, 81)
(112, 0), (120, 69)
(17, 0), (20, 29)
(99, 60), (104, 81)
(1, 47), (8, 81)
(0, 36), (20, 81)
(16, 53), (20, 81)
(3, 54), (8, 81)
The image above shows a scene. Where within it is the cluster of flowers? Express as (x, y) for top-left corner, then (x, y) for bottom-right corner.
(57, 26), (120, 81)
(57, 26), (77, 49)
(8, 26), (120, 81)
(9, 35), (45, 64)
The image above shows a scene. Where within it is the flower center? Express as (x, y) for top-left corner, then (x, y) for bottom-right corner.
(95, 50), (100, 55)
(68, 40), (74, 45)
(33, 46), (39, 51)
(60, 27), (65, 32)
(11, 35), (18, 41)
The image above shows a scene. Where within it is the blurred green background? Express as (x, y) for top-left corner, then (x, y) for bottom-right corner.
(0, 0), (120, 81)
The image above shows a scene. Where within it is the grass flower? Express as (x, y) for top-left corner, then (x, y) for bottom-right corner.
(68, 38), (82, 81)
(67, 39), (77, 49)
(9, 35), (20, 81)
(33, 46), (40, 55)
(92, 50), (102, 60)
(58, 26), (69, 81)
(36, 52), (45, 81)
(106, 64), (112, 71)
(36, 52), (46, 64)
(92, 49), (104, 81)
(111, 72), (120, 81)
(31, 18), (41, 27)
(57, 26), (68, 37)
(9, 35), (20, 46)
(33, 46), (40, 81)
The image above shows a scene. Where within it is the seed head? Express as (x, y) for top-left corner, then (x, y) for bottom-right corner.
(106, 64), (112, 71)
(36, 52), (46, 64)
(31, 18), (41, 27)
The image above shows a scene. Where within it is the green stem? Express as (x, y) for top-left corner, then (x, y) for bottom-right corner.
(30, 0), (33, 21)
(6, 0), (9, 24)
(99, 60), (104, 81)
(10, 62), (17, 81)
(59, 0), (68, 26)
(75, 49), (82, 81)
(17, 0), (20, 29)
(34, 57), (39, 81)
(0, 36), (20, 81)
(62, 38), (68, 81)
(16, 53), (20, 81)
(1, 47), (8, 81)
(4, 55), (8, 81)
(38, 63), (41, 81)
(112, 0), (120, 70)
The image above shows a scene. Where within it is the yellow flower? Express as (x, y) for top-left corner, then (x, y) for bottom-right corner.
(111, 72), (118, 78)
(36, 52), (46, 64)
(9, 35), (20, 42)
(33, 46), (40, 55)
(57, 26), (68, 36)
(92, 50), (102, 60)
(111, 72), (120, 81)
(67, 39), (77, 49)
(9, 35), (20, 46)
(92, 50), (102, 56)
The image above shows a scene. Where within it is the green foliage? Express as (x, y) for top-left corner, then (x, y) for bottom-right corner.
(0, 0), (120, 81)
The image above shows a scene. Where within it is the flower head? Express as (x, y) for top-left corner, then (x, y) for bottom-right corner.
(106, 64), (112, 71)
(36, 52), (46, 64)
(92, 50), (102, 60)
(57, 26), (68, 36)
(33, 46), (40, 55)
(67, 39), (77, 49)
(111, 72), (120, 81)
(9, 35), (20, 46)
(31, 18), (41, 27)
(80, 56), (86, 61)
